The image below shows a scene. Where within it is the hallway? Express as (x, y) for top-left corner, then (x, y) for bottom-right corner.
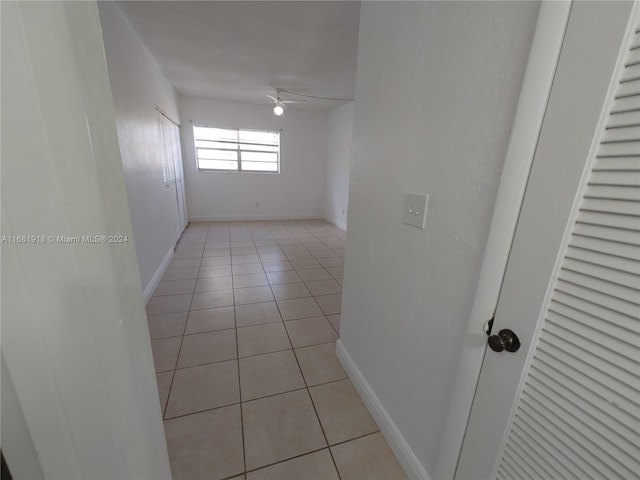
(146, 220), (406, 479)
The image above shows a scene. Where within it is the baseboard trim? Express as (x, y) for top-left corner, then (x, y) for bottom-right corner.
(336, 340), (431, 480)
(142, 247), (174, 305)
(189, 214), (324, 222)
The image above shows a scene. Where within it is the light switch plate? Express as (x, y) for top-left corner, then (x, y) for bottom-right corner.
(403, 193), (428, 229)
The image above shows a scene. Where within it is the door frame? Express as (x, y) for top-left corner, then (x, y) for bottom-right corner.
(432, 2), (572, 478)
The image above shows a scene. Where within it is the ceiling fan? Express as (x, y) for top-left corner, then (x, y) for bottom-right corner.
(266, 88), (304, 116)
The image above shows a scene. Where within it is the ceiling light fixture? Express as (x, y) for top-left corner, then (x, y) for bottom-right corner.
(267, 88), (306, 117)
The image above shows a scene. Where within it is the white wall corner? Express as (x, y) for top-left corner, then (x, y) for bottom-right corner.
(143, 247), (174, 305)
(324, 217), (348, 232)
(324, 101), (353, 231)
(336, 340), (431, 480)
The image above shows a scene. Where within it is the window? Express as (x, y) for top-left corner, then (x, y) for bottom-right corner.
(193, 126), (280, 173)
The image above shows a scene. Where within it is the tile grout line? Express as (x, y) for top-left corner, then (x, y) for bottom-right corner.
(161, 274), (196, 421)
(241, 445), (333, 477)
(207, 225), (247, 478)
(238, 429), (384, 478)
(232, 254), (248, 478)
(273, 287), (343, 480)
(280, 221), (345, 478)
(155, 336), (344, 375)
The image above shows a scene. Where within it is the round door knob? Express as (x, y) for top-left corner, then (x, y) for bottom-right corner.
(488, 329), (521, 353)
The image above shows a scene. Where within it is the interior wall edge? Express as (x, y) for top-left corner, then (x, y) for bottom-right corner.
(142, 246), (174, 305)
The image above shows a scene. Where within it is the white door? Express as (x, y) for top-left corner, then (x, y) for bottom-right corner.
(457, 2), (640, 479)
(157, 111), (187, 243)
(169, 121), (188, 231)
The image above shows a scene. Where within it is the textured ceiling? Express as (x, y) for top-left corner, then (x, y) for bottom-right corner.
(117, 1), (361, 111)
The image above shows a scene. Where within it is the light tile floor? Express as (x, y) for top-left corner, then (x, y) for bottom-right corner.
(147, 220), (406, 480)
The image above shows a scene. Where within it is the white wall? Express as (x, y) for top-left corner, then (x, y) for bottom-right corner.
(179, 96), (328, 221)
(1, 1), (170, 477)
(325, 102), (354, 230)
(98, 2), (180, 297)
(1, 357), (44, 479)
(338, 1), (539, 477)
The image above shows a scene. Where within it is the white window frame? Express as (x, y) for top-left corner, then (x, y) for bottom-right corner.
(193, 125), (281, 174)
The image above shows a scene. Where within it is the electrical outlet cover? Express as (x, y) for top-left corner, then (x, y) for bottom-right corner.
(403, 193), (428, 229)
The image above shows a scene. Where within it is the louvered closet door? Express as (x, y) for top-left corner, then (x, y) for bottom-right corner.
(158, 112), (182, 244)
(456, 4), (639, 479)
(497, 18), (640, 480)
(497, 22), (640, 479)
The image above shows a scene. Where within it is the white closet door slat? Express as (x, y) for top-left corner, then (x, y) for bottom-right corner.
(495, 470), (509, 480)
(583, 186), (640, 203)
(561, 259), (640, 291)
(587, 172), (640, 187)
(573, 221), (640, 243)
(552, 289), (639, 332)
(619, 62), (640, 83)
(525, 382), (639, 477)
(546, 308), (640, 360)
(614, 78), (640, 98)
(577, 209), (640, 230)
(507, 435), (562, 478)
(625, 40), (640, 66)
(509, 417), (590, 479)
(606, 109), (640, 128)
(568, 235), (640, 261)
(596, 140), (640, 157)
(555, 279), (640, 318)
(537, 346), (639, 416)
(609, 96), (640, 116)
(592, 156), (640, 171)
(535, 348), (639, 417)
(501, 452), (531, 480)
(601, 124), (640, 142)
(502, 448), (537, 480)
(507, 427), (573, 479)
(508, 415), (592, 479)
(529, 363), (640, 440)
(549, 299), (640, 346)
(542, 321), (638, 380)
(581, 197), (640, 215)
(518, 399), (613, 479)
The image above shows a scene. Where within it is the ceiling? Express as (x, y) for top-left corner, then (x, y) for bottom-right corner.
(117, 1), (361, 111)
